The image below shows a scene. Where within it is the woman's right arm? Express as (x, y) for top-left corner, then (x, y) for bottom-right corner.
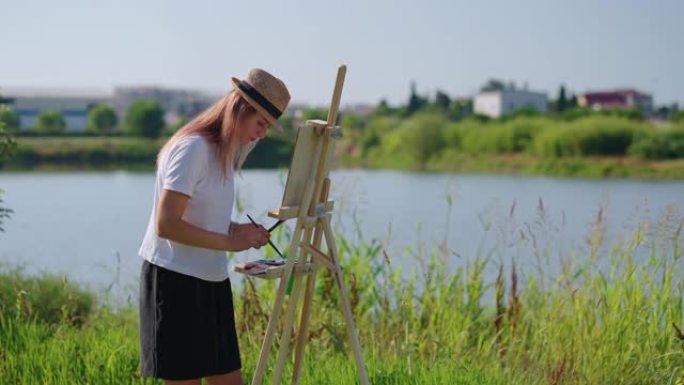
(156, 189), (268, 252)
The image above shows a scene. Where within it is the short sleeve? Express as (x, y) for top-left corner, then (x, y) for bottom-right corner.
(161, 136), (209, 196)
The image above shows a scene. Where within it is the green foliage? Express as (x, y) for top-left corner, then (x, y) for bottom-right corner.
(629, 125), (684, 159)
(378, 113), (446, 167)
(406, 81), (428, 116)
(35, 110), (66, 134)
(87, 103), (118, 133)
(435, 90), (451, 111)
(373, 99), (394, 117)
(0, 121), (17, 163)
(9, 137), (161, 167)
(461, 117), (550, 154)
(448, 99), (473, 121)
(500, 106), (541, 121)
(532, 116), (646, 157)
(300, 108), (328, 122)
(557, 85), (568, 112)
(358, 116), (399, 156)
(0, 117), (16, 231)
(600, 106), (643, 121)
(671, 110), (684, 123)
(480, 78), (511, 92)
(559, 106), (593, 121)
(125, 100), (165, 138)
(242, 136), (293, 168)
(0, 105), (20, 132)
(340, 112), (366, 132)
(0, 268), (95, 326)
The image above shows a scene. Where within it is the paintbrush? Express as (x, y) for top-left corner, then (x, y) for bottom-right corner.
(246, 214), (285, 259)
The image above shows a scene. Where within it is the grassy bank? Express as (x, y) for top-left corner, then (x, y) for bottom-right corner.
(1, 210), (683, 384)
(344, 151), (684, 180)
(5, 117), (684, 179)
(4, 136), (293, 170)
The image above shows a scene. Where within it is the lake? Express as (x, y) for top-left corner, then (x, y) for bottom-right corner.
(1, 169), (683, 304)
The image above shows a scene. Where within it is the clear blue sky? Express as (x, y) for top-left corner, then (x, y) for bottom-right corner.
(1, 0), (682, 106)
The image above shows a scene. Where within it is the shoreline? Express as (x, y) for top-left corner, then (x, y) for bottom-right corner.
(2, 137), (684, 180)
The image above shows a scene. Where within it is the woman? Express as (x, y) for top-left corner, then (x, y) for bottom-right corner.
(138, 68), (291, 385)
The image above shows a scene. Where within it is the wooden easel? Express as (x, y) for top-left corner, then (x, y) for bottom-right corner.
(247, 65), (369, 385)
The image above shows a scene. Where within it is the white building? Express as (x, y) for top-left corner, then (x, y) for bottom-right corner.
(474, 89), (548, 118)
(2, 88), (112, 131)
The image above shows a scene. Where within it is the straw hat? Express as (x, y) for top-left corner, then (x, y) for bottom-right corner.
(231, 68), (290, 130)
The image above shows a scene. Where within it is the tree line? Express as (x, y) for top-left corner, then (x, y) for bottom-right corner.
(0, 100), (167, 138)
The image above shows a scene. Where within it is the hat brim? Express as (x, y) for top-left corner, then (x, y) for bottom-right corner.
(231, 77), (283, 132)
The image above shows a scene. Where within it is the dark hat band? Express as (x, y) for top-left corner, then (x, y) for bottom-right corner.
(237, 80), (282, 120)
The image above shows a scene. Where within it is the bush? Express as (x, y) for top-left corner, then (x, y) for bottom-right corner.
(379, 113), (446, 167)
(35, 110), (66, 134)
(629, 126), (684, 159)
(533, 116), (646, 157)
(461, 117), (550, 154)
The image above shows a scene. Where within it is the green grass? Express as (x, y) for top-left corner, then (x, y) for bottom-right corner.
(1, 210), (684, 384)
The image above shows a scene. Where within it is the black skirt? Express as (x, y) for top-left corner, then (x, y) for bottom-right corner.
(139, 259), (242, 380)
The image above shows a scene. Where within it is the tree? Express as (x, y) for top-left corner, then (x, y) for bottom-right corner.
(88, 104), (118, 133)
(406, 81), (427, 116)
(480, 79), (508, 92)
(36, 110), (66, 134)
(435, 90), (451, 111)
(557, 85), (568, 113)
(374, 99), (392, 116)
(125, 100), (165, 138)
(0, 105), (20, 132)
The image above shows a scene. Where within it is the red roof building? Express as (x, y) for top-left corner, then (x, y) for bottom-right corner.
(578, 89), (653, 116)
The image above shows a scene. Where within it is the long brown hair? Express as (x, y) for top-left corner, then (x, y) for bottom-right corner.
(157, 90), (258, 178)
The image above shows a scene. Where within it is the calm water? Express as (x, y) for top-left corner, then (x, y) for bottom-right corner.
(1, 169), (683, 303)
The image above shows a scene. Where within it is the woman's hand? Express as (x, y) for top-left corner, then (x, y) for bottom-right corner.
(230, 223), (254, 236)
(230, 223), (269, 251)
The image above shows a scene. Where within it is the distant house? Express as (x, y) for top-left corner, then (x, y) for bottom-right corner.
(2, 88), (112, 131)
(578, 89), (653, 116)
(474, 89), (548, 118)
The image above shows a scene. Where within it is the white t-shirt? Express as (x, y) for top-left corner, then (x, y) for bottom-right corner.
(138, 134), (235, 282)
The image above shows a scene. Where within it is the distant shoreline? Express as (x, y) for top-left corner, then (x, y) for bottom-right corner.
(2, 136), (683, 180)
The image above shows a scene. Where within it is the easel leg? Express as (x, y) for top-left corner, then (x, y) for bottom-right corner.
(271, 271), (306, 384)
(291, 221), (326, 385)
(290, 266), (316, 385)
(271, 224), (314, 385)
(321, 216), (370, 385)
(251, 223), (306, 385)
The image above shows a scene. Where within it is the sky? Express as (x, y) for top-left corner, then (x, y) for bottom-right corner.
(1, 0), (682, 107)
